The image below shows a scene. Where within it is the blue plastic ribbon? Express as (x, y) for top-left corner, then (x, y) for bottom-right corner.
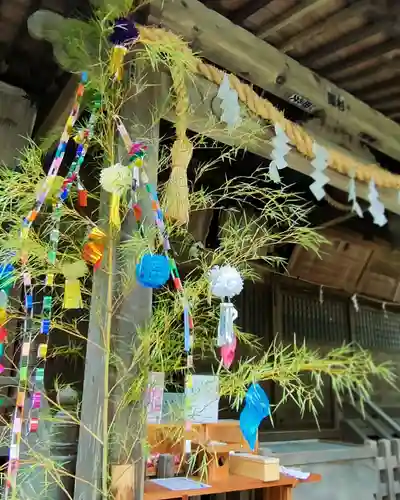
(239, 383), (270, 450)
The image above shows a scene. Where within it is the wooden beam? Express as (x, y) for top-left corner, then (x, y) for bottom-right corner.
(150, 0), (400, 163)
(300, 21), (391, 70)
(324, 38), (400, 80)
(34, 76), (79, 140)
(365, 91), (400, 107)
(356, 76), (400, 99)
(256, 0), (330, 40)
(279, 0), (378, 53)
(228, 0), (271, 25)
(375, 100), (400, 112)
(160, 70), (400, 216)
(341, 64), (400, 92)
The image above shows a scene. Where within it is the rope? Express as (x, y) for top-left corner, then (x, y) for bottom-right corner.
(137, 25), (400, 222)
(324, 191), (353, 212)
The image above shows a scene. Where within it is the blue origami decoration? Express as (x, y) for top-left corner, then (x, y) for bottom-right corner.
(136, 254), (170, 288)
(239, 383), (270, 450)
(0, 264), (15, 294)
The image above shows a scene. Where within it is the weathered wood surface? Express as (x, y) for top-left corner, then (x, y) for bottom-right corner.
(109, 61), (162, 500)
(74, 190), (113, 500)
(149, 0), (400, 163)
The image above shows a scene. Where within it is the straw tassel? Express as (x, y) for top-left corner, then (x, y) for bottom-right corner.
(164, 138), (193, 225)
(164, 65), (193, 225)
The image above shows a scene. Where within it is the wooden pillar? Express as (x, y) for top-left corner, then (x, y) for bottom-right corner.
(74, 61), (163, 500)
(109, 61), (162, 500)
(74, 189), (115, 500)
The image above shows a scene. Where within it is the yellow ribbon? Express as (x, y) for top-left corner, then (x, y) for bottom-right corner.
(110, 193), (121, 228)
(63, 279), (83, 309)
(110, 46), (128, 81)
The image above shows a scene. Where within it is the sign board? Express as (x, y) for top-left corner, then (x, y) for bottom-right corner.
(146, 372), (165, 423)
(185, 374), (219, 423)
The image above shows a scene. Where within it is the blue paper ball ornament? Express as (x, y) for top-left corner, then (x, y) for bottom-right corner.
(136, 254), (170, 289)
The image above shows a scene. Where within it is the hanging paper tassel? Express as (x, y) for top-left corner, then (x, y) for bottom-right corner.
(269, 124), (291, 183)
(221, 336), (237, 369)
(217, 302), (238, 347)
(63, 280), (83, 309)
(239, 383), (270, 450)
(82, 227), (106, 269)
(77, 176), (88, 207)
(110, 46), (128, 81)
(309, 143), (329, 201)
(209, 265), (243, 368)
(348, 175), (363, 218)
(62, 260), (87, 310)
(100, 163), (132, 228)
(110, 193), (121, 228)
(109, 18), (139, 81)
(368, 179), (387, 227)
(217, 74), (242, 129)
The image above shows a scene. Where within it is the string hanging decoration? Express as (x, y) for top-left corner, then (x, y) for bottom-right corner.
(116, 119), (196, 454)
(0, 263), (15, 373)
(209, 265), (243, 368)
(269, 124), (290, 183)
(3, 72), (96, 499)
(368, 179), (387, 227)
(217, 74), (241, 129)
(348, 175), (363, 218)
(309, 143), (329, 201)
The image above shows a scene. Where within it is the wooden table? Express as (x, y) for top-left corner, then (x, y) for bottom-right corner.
(144, 473), (321, 500)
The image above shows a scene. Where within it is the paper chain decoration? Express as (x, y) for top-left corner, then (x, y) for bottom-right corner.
(4, 72), (95, 498)
(269, 124), (291, 183)
(0, 264), (16, 375)
(117, 120), (195, 452)
(217, 74), (241, 129)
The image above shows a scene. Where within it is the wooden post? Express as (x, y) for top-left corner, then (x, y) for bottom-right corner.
(109, 60), (162, 500)
(74, 189), (115, 500)
(75, 61), (163, 500)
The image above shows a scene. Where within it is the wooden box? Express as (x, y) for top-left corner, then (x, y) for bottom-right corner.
(229, 454), (280, 482)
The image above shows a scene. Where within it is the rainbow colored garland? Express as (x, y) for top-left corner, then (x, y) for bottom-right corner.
(4, 72), (96, 498)
(117, 121), (194, 450)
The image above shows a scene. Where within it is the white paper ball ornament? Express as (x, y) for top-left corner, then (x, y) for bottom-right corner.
(100, 163), (132, 195)
(209, 265), (244, 299)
